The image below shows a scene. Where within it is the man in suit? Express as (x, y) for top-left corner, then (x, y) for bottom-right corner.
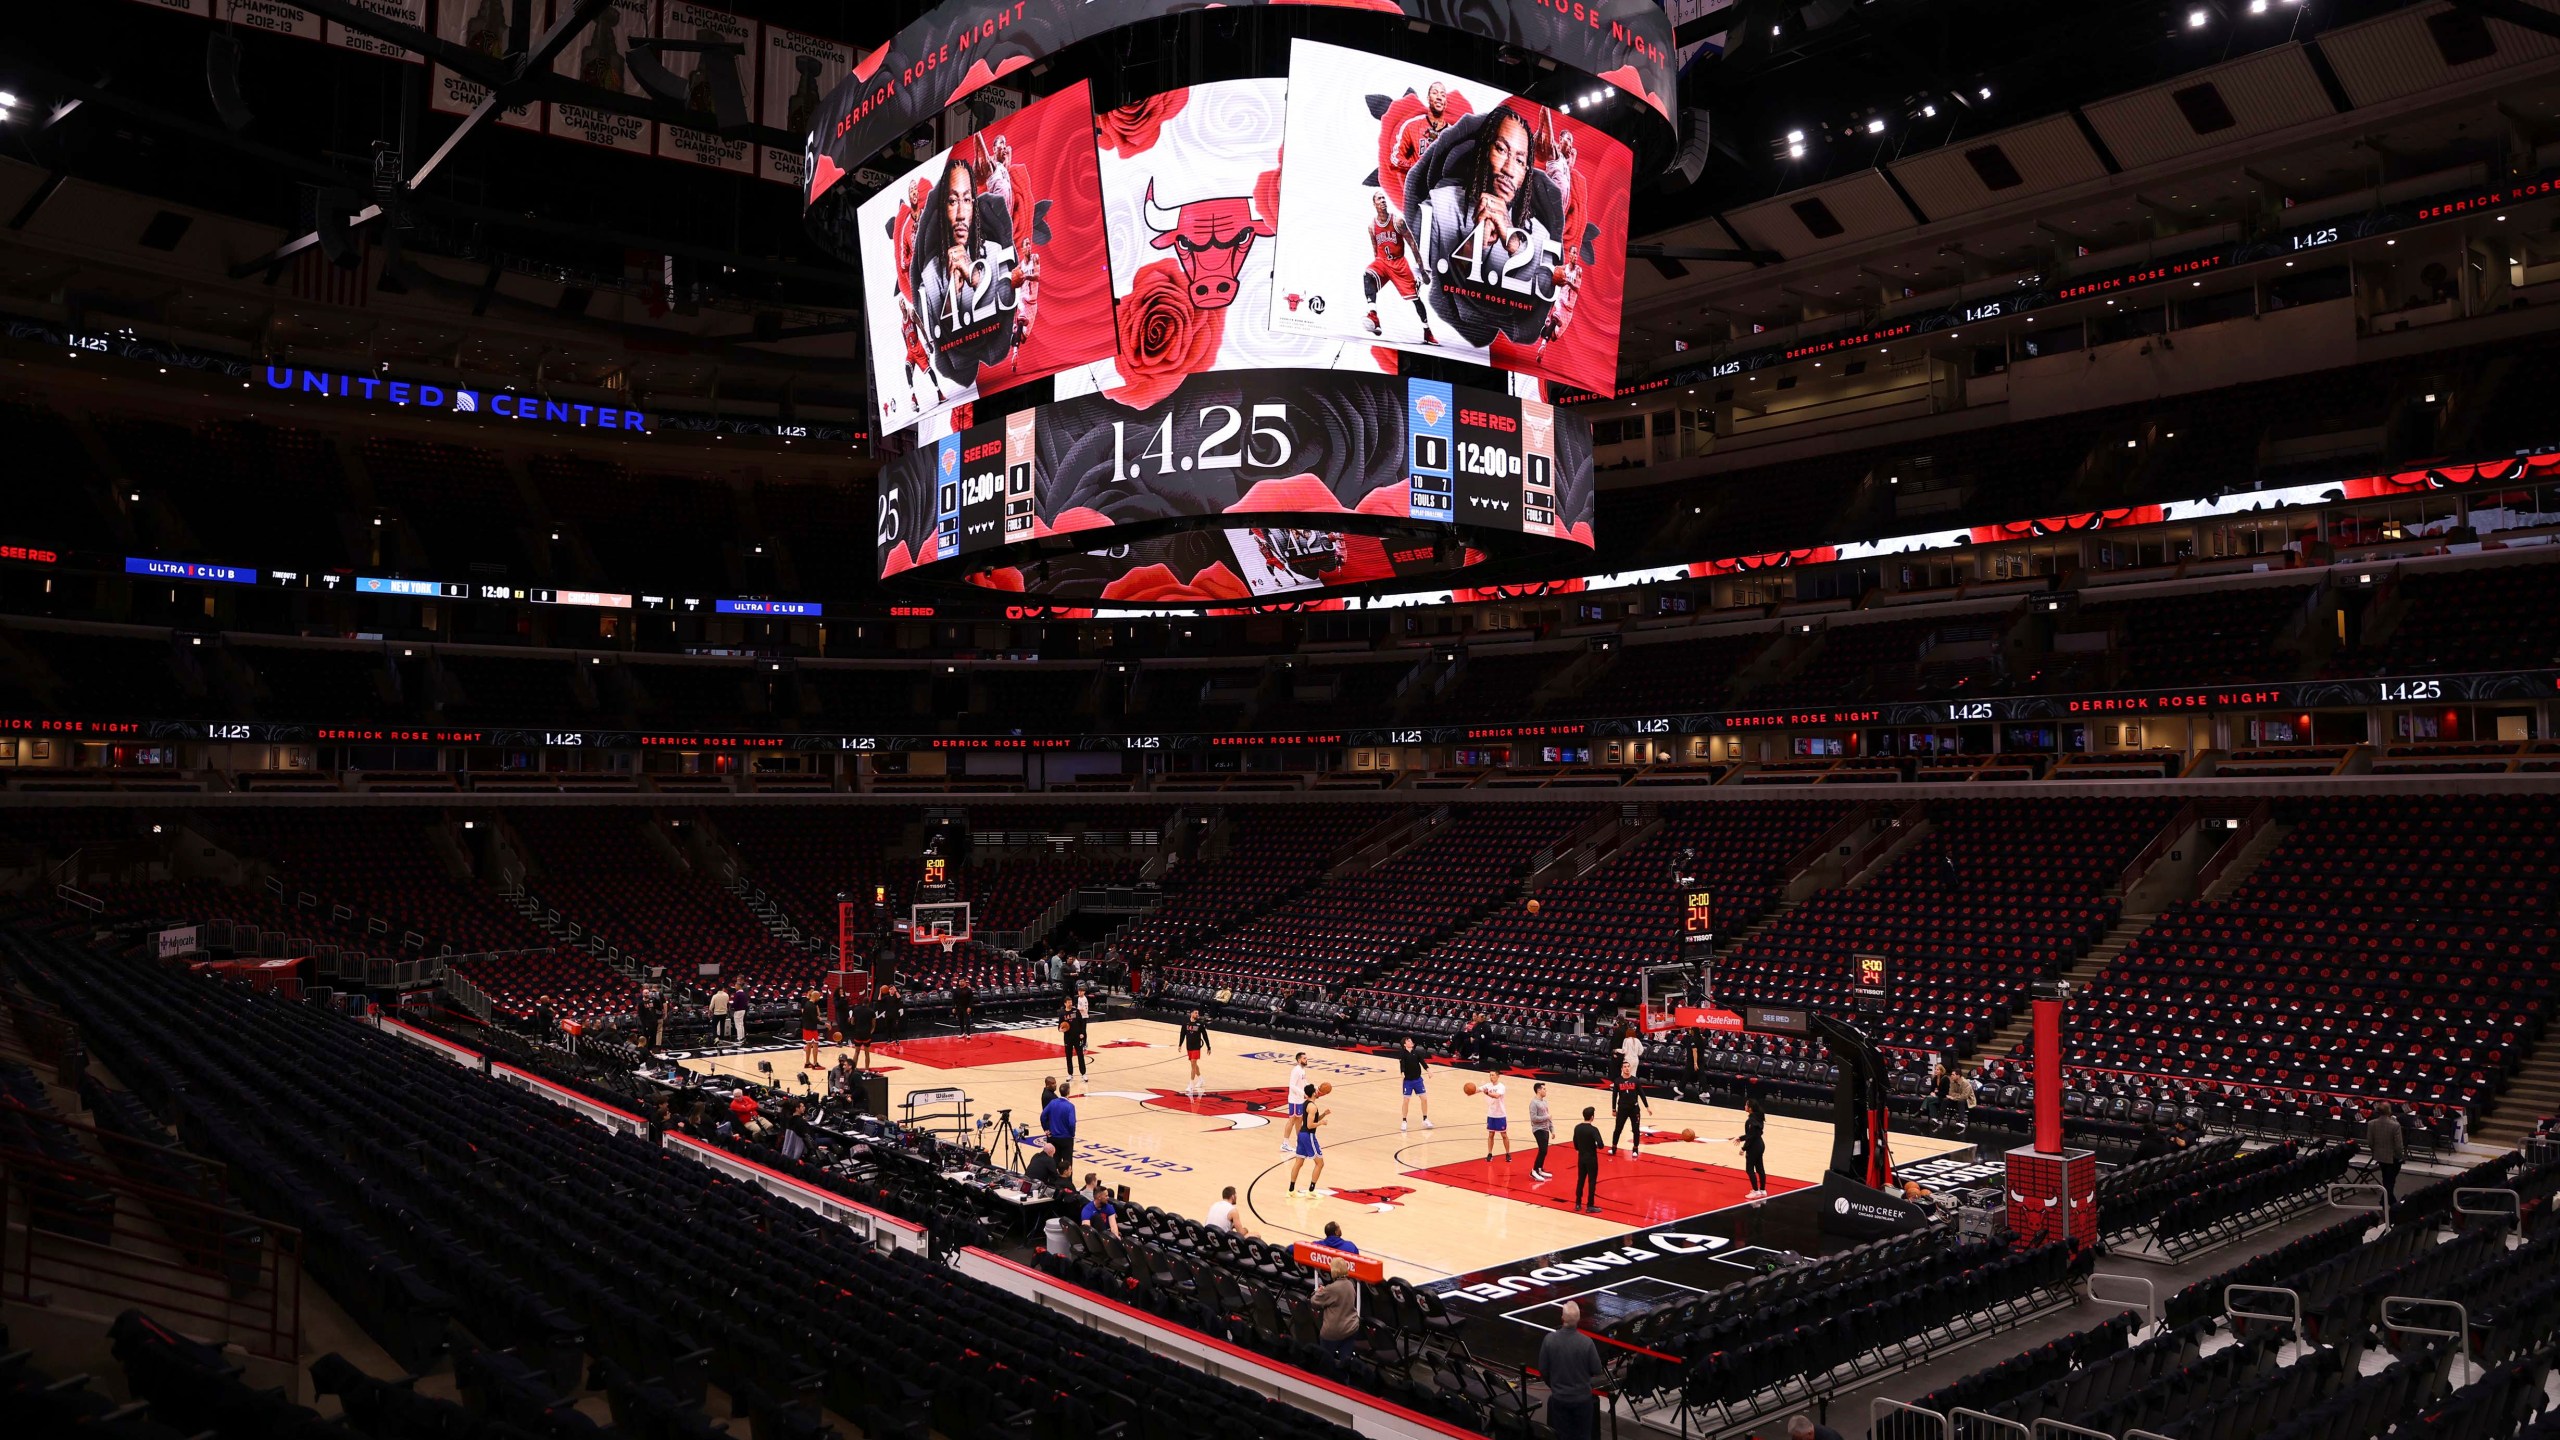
(2369, 1106), (2406, 1218)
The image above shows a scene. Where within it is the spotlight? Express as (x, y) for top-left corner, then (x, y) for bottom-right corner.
(2187, 8), (2208, 28)
(1921, 104), (1937, 118)
(1788, 144), (1806, 158)
(1866, 117), (1885, 134)
(1785, 129), (1804, 143)
(1978, 86), (1992, 100)
(0, 91), (16, 111)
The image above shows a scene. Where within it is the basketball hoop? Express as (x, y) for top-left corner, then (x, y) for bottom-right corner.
(930, 923), (959, 955)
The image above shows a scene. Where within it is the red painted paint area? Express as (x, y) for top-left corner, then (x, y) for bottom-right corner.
(873, 1033), (1066, 1069)
(1403, 1151), (1808, 1226)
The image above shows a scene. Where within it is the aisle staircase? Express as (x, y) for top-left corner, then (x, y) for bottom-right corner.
(2475, 1040), (2560, 1148)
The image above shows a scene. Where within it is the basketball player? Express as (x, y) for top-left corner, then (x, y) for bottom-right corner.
(1179, 1009), (1212, 1098)
(1060, 999), (1089, 1078)
(1482, 1073), (1511, 1164)
(1389, 81), (1458, 189)
(848, 991), (877, 1071)
(1397, 1036), (1433, 1131)
(1362, 193), (1434, 343)
(1282, 1053), (1311, 1155)
(798, 990), (826, 1070)
(1287, 1083), (1327, 1193)
(1608, 1064), (1649, 1156)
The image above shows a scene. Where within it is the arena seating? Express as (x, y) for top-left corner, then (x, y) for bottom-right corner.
(1116, 807), (1388, 965)
(2050, 795), (2560, 1126)
(434, 650), (589, 724)
(2, 623), (193, 718)
(1878, 1147), (2560, 1440)
(3, 924), (1363, 1440)
(2352, 560), (2560, 676)
(506, 808), (810, 1003)
(202, 809), (547, 955)
(1721, 797), (2173, 1055)
(95, 416), (353, 569)
(0, 399), (119, 552)
(362, 436), (541, 580)
(1362, 800), (1849, 1026)
(1750, 611), (2018, 709)
(1562, 629), (1767, 717)
(529, 454), (736, 594)
(1169, 807), (1591, 997)
(2071, 580), (2319, 689)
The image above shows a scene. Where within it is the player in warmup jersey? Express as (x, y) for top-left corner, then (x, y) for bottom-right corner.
(1363, 193), (1435, 343)
(1286, 1083), (1327, 1192)
(1482, 1074), (1511, 1164)
(1178, 1010), (1213, 1098)
(1397, 1036), (1433, 1131)
(1282, 1053), (1311, 1155)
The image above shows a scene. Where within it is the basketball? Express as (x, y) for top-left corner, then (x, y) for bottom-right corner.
(1463, 1082), (1478, 1095)
(1681, 1128), (1698, 1142)
(1316, 1082), (1332, 1097)
(1525, 898), (1540, 915)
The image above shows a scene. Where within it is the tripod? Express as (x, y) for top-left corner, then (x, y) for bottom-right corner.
(985, 1107), (1027, 1170)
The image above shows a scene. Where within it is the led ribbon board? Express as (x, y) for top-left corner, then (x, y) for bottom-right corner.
(875, 369), (1596, 606)
(805, 0), (1675, 210)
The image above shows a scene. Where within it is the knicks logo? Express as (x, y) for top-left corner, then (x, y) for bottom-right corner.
(1415, 395), (1447, 428)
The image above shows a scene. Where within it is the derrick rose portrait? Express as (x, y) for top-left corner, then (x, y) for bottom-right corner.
(1268, 40), (1633, 395)
(856, 81), (1113, 436)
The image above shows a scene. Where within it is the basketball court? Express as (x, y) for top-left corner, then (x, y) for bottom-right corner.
(674, 1016), (1973, 1287)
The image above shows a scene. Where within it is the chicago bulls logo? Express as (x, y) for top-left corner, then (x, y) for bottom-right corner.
(1325, 1185), (1414, 1210)
(1136, 1086), (1285, 1129)
(1284, 292), (1303, 311)
(1142, 180), (1278, 309)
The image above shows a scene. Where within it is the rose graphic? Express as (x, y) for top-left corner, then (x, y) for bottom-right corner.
(1107, 259), (1227, 410)
(1095, 90), (1190, 159)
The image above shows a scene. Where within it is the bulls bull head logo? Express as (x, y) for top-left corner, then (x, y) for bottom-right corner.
(1142, 180), (1278, 309)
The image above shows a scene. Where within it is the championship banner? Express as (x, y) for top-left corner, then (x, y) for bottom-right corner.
(1268, 40), (1633, 395)
(433, 0), (543, 131)
(222, 0), (323, 41)
(653, 1), (760, 173)
(325, 0), (426, 62)
(808, 0), (1677, 198)
(759, 24), (851, 189)
(856, 82), (1113, 436)
(547, 0), (655, 154)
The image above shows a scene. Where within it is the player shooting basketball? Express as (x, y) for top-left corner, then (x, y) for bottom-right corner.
(1362, 192), (1435, 344)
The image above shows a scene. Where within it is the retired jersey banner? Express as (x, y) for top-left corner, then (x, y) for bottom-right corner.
(808, 0), (1675, 199)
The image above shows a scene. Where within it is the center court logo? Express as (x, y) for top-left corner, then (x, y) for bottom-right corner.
(1240, 1050), (1381, 1077)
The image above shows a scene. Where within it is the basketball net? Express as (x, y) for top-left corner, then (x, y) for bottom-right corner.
(930, 923), (958, 955)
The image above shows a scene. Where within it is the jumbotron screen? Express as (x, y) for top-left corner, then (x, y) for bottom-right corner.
(874, 369), (1596, 603)
(1050, 78), (1396, 406)
(856, 82), (1112, 435)
(1267, 40), (1633, 396)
